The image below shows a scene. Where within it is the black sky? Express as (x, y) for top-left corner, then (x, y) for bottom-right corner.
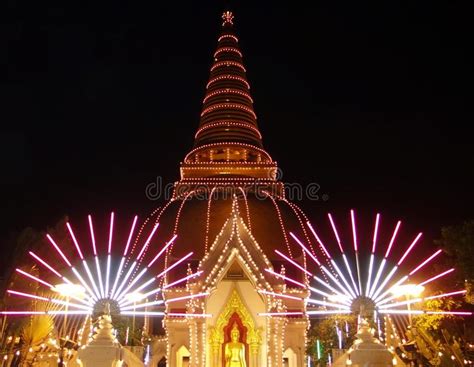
(1, 0), (473, 255)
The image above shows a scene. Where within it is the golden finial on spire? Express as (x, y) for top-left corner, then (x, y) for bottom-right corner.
(222, 11), (234, 26)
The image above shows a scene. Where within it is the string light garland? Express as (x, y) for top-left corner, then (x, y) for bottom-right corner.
(218, 34), (239, 43)
(203, 88), (253, 103)
(204, 187), (217, 254)
(264, 192), (293, 257)
(210, 61), (246, 72)
(201, 103), (257, 119)
(195, 121), (261, 140)
(237, 187), (252, 231)
(206, 74), (250, 89)
(182, 161), (275, 167)
(213, 47), (243, 58)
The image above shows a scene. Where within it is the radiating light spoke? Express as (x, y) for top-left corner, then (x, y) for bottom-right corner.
(94, 256), (105, 299)
(110, 257), (126, 299)
(165, 293), (209, 304)
(372, 266), (398, 300)
(369, 258), (386, 298)
(163, 271), (203, 290)
(82, 260), (101, 300)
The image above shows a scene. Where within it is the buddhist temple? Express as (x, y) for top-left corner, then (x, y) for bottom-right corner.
(137, 10), (326, 367)
(1, 5), (471, 367)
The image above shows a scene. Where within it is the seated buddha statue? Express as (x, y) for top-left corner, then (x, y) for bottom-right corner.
(224, 324), (247, 367)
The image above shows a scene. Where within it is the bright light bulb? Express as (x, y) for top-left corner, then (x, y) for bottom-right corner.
(390, 284), (424, 297)
(52, 283), (86, 298)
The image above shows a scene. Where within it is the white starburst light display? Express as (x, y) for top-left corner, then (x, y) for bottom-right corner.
(261, 210), (472, 318)
(3, 213), (208, 318)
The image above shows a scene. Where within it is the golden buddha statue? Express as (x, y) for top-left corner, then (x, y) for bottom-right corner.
(224, 324), (247, 367)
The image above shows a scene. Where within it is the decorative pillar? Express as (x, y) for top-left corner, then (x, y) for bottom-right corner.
(267, 317), (285, 367)
(164, 317), (175, 367)
(188, 318), (206, 367)
(248, 326), (262, 367)
(250, 342), (259, 367)
(212, 342), (220, 367)
(164, 317), (190, 367)
(189, 319), (198, 367)
(198, 320), (206, 367)
(208, 326), (221, 367)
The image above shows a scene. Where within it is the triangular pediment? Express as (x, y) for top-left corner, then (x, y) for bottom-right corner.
(225, 259), (248, 280)
(196, 198), (277, 291)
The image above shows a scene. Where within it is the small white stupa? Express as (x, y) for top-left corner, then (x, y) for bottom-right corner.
(78, 305), (121, 367)
(334, 319), (402, 367)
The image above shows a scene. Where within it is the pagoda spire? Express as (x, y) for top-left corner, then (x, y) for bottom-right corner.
(179, 11), (279, 186)
(193, 10), (263, 150)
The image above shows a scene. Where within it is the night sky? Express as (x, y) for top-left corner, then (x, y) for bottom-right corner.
(2, 1), (472, 265)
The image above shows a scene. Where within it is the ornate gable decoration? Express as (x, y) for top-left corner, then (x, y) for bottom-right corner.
(197, 197), (275, 292)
